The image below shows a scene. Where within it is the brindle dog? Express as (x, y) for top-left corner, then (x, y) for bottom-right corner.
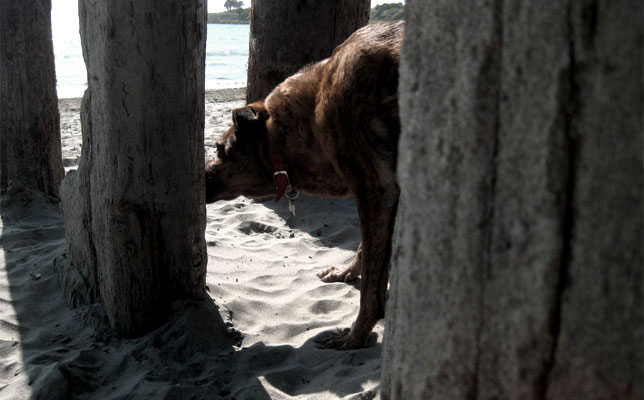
(205, 21), (403, 350)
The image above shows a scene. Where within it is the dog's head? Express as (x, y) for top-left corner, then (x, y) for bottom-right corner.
(205, 102), (276, 203)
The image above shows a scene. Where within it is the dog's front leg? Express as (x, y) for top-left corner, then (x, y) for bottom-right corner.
(321, 184), (399, 350)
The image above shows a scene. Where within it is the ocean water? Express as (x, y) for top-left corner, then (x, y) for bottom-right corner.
(205, 24), (249, 90)
(52, 23), (249, 99)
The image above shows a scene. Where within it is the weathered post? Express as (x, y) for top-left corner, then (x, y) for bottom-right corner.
(381, 1), (643, 398)
(57, 0), (208, 337)
(0, 0), (64, 197)
(246, 0), (370, 103)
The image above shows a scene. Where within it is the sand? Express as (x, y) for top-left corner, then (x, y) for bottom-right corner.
(0, 89), (383, 399)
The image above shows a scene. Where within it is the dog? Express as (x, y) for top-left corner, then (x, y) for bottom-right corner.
(205, 21), (403, 350)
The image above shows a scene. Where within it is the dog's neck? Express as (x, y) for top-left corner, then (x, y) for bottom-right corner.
(265, 127), (296, 203)
(263, 62), (350, 199)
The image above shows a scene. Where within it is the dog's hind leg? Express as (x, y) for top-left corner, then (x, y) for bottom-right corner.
(317, 243), (362, 282)
(321, 176), (399, 350)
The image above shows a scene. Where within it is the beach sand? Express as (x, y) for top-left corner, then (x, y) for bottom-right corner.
(0, 89), (382, 399)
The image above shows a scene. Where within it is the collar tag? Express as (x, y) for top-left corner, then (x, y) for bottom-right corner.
(286, 188), (299, 216)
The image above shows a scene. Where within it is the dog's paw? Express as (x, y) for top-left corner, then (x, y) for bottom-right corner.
(315, 328), (366, 350)
(316, 266), (356, 283)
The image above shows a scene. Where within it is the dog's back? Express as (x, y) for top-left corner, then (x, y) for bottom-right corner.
(314, 21), (403, 182)
(262, 21), (404, 197)
(318, 20), (403, 114)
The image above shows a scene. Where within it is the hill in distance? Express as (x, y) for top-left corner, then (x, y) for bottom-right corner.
(369, 3), (404, 22)
(206, 3), (404, 24)
(207, 8), (250, 24)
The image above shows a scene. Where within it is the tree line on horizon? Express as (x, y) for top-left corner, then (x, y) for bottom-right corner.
(207, 2), (404, 24)
(223, 0), (244, 10)
(369, 2), (404, 22)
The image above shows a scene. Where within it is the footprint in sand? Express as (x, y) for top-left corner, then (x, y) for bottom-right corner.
(237, 221), (278, 235)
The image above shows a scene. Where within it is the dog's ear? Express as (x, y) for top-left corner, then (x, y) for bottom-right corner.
(232, 106), (259, 128)
(232, 103), (267, 141)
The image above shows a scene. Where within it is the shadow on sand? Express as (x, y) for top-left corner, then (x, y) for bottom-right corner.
(0, 180), (378, 399)
(261, 194), (361, 253)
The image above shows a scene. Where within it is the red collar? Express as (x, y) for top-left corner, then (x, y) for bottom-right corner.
(265, 130), (293, 203)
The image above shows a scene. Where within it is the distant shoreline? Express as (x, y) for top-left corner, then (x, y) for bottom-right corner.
(207, 8), (250, 24)
(206, 3), (404, 25)
(58, 87), (246, 102)
(207, 22), (248, 25)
